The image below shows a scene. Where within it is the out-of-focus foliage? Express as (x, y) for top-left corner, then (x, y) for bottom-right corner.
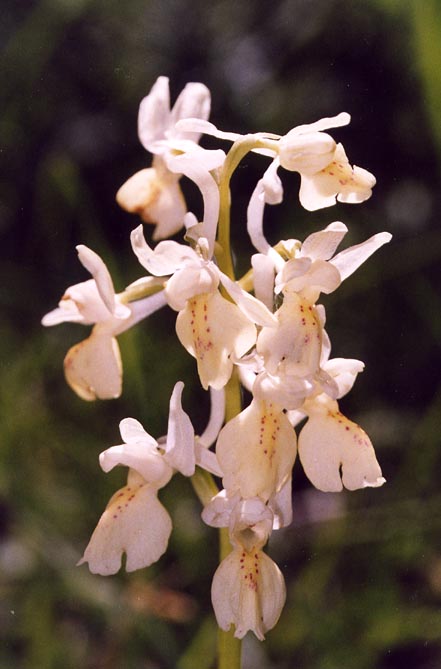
(1, 0), (441, 667)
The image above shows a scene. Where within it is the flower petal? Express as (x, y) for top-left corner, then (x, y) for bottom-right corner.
(175, 291), (256, 390)
(169, 82), (211, 142)
(216, 398), (296, 501)
(119, 417), (156, 446)
(63, 333), (122, 401)
(211, 548), (286, 641)
(288, 112), (351, 137)
(165, 265), (218, 312)
(165, 147), (225, 253)
(165, 381), (196, 476)
(201, 489), (241, 528)
(175, 118), (242, 142)
(219, 271), (277, 327)
(198, 388), (225, 449)
(279, 131), (337, 175)
(76, 245), (118, 315)
(322, 357), (365, 398)
(299, 143), (376, 211)
(269, 476), (293, 529)
(99, 439), (172, 488)
(330, 231), (392, 282)
(130, 225), (197, 275)
(138, 76), (171, 150)
(300, 221), (348, 260)
(298, 404), (385, 492)
(78, 481), (172, 575)
(247, 159), (283, 255)
(251, 253), (276, 312)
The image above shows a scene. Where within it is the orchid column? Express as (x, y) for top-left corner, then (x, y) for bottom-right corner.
(43, 76), (391, 669)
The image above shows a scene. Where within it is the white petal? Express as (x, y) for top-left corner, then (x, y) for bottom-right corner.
(216, 398), (296, 501)
(279, 131), (336, 174)
(76, 246), (116, 315)
(130, 225), (197, 275)
(275, 257), (311, 294)
(119, 417), (155, 445)
(251, 254), (276, 312)
(78, 482), (172, 575)
(198, 388), (226, 448)
(138, 76), (171, 150)
(41, 303), (83, 326)
(252, 371), (313, 410)
(165, 381), (196, 476)
(299, 173), (340, 211)
(219, 271), (277, 327)
(288, 112), (351, 136)
(165, 148), (225, 254)
(176, 291), (256, 390)
(269, 476), (293, 529)
(229, 497), (273, 550)
(195, 443), (223, 477)
(247, 159), (283, 255)
(117, 167), (188, 240)
(298, 404), (385, 492)
(50, 281), (109, 325)
(300, 222), (348, 260)
(99, 441), (172, 488)
(299, 143), (376, 211)
(211, 548), (286, 640)
(64, 333), (122, 401)
(116, 167), (162, 215)
(175, 118), (242, 142)
(330, 231), (392, 282)
(119, 291), (168, 331)
(282, 259), (342, 296)
(323, 357), (365, 398)
(165, 264), (218, 311)
(169, 82), (211, 142)
(201, 489), (241, 528)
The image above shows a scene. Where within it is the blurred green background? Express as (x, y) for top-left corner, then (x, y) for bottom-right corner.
(1, 0), (441, 667)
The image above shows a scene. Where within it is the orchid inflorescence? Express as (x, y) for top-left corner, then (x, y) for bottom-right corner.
(43, 76), (391, 642)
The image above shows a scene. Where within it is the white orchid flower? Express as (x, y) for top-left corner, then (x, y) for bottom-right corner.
(255, 225), (391, 390)
(277, 112), (376, 210)
(256, 294), (325, 384)
(178, 112), (375, 217)
(215, 397), (296, 501)
(275, 222), (392, 301)
(131, 225), (276, 389)
(117, 76), (212, 240)
(42, 245), (167, 400)
(78, 382), (220, 575)
(210, 498), (286, 640)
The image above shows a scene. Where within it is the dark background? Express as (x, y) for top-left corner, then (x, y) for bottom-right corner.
(1, 1), (441, 667)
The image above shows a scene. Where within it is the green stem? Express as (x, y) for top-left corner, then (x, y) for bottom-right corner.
(191, 467), (219, 507)
(216, 136), (275, 279)
(218, 626), (242, 669)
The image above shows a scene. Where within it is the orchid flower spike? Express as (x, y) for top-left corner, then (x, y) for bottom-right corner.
(42, 245), (166, 400)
